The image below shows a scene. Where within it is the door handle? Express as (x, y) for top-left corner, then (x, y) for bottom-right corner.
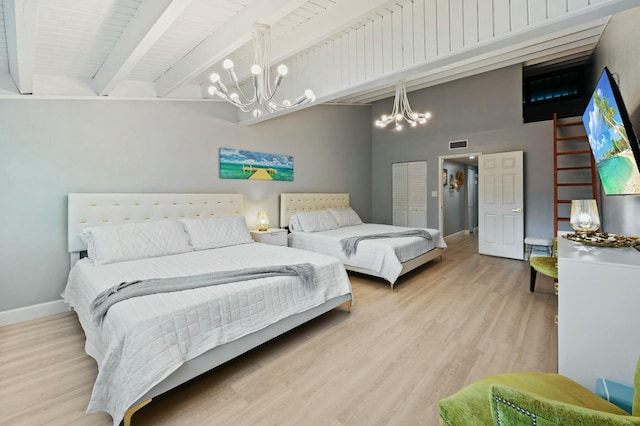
(511, 208), (522, 213)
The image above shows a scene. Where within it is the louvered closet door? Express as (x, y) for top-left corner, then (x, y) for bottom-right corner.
(407, 161), (427, 228)
(392, 163), (408, 226)
(393, 161), (427, 227)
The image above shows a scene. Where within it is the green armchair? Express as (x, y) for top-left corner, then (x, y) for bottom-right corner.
(439, 358), (640, 425)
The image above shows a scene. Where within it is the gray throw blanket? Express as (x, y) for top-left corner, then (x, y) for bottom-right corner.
(340, 229), (433, 258)
(90, 263), (316, 327)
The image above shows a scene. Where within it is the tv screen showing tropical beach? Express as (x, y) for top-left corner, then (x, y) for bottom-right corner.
(582, 69), (640, 195)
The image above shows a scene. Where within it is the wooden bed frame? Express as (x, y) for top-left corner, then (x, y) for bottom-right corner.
(279, 193), (444, 289)
(67, 193), (351, 426)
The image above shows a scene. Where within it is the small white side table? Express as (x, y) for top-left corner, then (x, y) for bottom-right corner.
(524, 236), (553, 260)
(250, 228), (288, 246)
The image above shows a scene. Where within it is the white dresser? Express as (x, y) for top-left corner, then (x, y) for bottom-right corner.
(557, 235), (640, 391)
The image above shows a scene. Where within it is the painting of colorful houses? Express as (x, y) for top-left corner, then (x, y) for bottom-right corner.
(219, 147), (294, 181)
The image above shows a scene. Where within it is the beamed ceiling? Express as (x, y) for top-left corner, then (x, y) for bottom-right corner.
(1, 0), (639, 124)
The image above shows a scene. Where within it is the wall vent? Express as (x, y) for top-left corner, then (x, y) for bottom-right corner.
(449, 139), (468, 150)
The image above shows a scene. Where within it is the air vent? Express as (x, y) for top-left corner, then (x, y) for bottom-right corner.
(449, 139), (468, 150)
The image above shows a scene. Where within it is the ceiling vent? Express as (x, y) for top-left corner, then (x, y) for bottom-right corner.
(449, 139), (468, 150)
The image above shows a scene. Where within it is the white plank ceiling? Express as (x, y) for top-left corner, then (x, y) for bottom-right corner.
(1, 0), (639, 123)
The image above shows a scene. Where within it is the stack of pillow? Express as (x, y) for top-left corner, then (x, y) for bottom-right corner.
(79, 216), (253, 266)
(289, 207), (362, 232)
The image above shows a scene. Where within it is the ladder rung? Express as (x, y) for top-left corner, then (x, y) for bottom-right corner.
(557, 166), (593, 171)
(558, 183), (596, 187)
(558, 217), (570, 222)
(557, 135), (588, 141)
(557, 121), (583, 127)
(557, 200), (572, 204)
(557, 150), (591, 155)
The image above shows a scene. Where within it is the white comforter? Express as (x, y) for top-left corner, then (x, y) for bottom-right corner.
(288, 223), (446, 283)
(63, 243), (352, 426)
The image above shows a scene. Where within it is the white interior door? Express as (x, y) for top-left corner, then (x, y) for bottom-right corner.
(478, 151), (524, 260)
(392, 163), (408, 227)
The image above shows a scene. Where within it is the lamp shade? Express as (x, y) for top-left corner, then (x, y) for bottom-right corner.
(257, 211), (269, 231)
(569, 199), (600, 232)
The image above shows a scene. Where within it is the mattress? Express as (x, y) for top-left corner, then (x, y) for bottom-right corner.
(63, 242), (352, 426)
(287, 223), (447, 283)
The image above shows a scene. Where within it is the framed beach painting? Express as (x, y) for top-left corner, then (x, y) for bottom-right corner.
(219, 147), (294, 181)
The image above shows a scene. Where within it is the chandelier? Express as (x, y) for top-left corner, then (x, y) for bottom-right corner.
(207, 24), (315, 118)
(374, 79), (431, 130)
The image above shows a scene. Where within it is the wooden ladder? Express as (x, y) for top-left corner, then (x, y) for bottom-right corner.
(553, 113), (598, 235)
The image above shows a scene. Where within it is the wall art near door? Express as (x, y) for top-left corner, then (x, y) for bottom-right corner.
(219, 147), (294, 181)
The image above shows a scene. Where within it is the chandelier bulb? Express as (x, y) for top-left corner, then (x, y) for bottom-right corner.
(304, 89), (316, 102)
(282, 99), (291, 107)
(277, 64), (288, 76)
(230, 93), (240, 102)
(207, 86), (217, 96)
(395, 123), (403, 131)
(223, 59), (234, 70)
(425, 112), (432, 119)
(252, 109), (262, 118)
(210, 73), (221, 84)
(410, 121), (417, 127)
(381, 114), (387, 121)
(250, 64), (262, 75)
(411, 112), (419, 119)
(395, 114), (402, 121)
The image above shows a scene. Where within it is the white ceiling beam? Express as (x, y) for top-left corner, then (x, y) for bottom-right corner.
(3, 0), (37, 95)
(154, 0), (309, 97)
(93, 0), (194, 96)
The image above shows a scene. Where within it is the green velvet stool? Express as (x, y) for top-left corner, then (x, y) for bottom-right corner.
(438, 358), (640, 425)
(529, 238), (558, 292)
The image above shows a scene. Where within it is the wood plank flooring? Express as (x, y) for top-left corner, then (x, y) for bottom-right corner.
(0, 234), (558, 425)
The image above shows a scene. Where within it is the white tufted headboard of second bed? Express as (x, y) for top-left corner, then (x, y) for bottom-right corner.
(68, 193), (245, 258)
(279, 193), (350, 229)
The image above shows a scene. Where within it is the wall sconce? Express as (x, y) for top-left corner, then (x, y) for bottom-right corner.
(570, 199), (600, 233)
(257, 211), (270, 231)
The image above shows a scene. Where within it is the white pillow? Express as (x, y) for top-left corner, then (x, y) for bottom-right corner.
(329, 207), (363, 227)
(80, 220), (192, 265)
(294, 210), (339, 233)
(179, 216), (253, 250)
(288, 214), (303, 232)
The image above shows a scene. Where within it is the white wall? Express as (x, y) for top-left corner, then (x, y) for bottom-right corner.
(0, 100), (372, 312)
(590, 7), (640, 236)
(372, 65), (555, 240)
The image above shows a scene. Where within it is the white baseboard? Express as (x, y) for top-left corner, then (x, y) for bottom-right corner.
(0, 299), (70, 327)
(444, 230), (466, 239)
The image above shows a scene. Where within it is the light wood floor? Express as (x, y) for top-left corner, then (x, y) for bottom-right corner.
(0, 234), (558, 426)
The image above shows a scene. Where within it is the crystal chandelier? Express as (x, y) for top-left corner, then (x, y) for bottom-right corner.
(207, 24), (315, 118)
(374, 79), (431, 130)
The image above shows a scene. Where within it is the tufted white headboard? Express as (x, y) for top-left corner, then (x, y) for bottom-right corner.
(68, 193), (244, 254)
(280, 193), (350, 228)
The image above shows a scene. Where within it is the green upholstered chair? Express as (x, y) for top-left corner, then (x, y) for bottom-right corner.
(529, 238), (558, 292)
(438, 357), (640, 425)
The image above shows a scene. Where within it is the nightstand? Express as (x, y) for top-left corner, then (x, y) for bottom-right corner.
(250, 228), (288, 246)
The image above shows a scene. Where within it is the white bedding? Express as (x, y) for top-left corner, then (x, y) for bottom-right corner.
(288, 223), (447, 283)
(63, 243), (352, 426)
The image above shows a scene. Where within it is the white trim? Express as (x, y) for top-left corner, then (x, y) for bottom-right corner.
(0, 299), (69, 327)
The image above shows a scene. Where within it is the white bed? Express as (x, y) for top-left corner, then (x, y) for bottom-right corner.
(64, 193), (352, 426)
(280, 193), (446, 288)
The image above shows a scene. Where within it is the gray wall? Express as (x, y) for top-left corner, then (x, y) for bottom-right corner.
(0, 100), (372, 311)
(372, 65), (555, 240)
(590, 7), (640, 236)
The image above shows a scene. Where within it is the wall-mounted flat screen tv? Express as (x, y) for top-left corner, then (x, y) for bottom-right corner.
(582, 67), (640, 195)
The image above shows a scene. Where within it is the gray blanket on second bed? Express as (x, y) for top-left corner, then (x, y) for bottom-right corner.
(340, 229), (433, 258)
(90, 263), (316, 326)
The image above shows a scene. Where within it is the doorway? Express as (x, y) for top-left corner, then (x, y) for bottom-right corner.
(439, 153), (481, 238)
